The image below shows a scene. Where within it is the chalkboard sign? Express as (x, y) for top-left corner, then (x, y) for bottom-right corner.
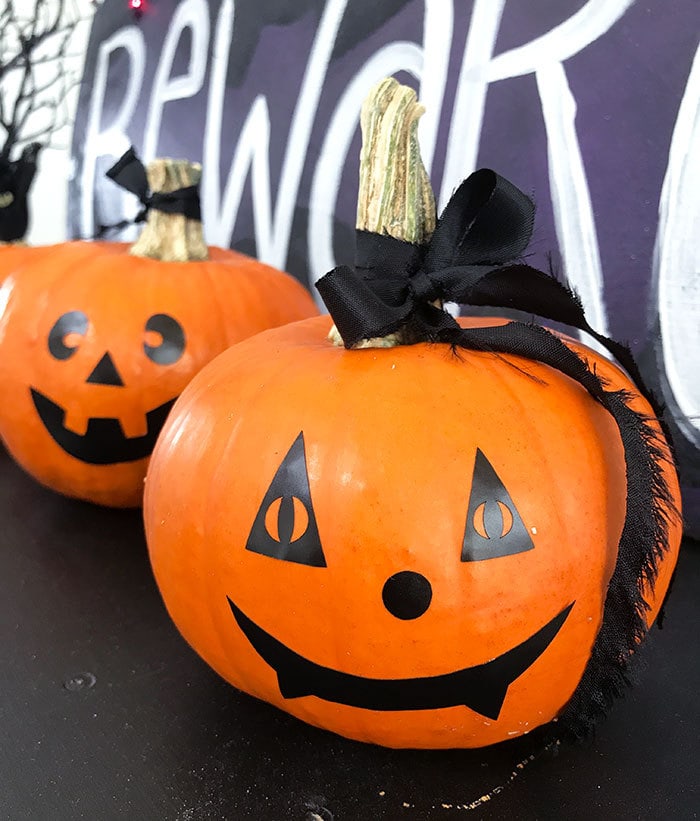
(70, 0), (700, 534)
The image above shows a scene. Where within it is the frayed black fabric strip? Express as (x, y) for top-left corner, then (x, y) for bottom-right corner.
(440, 321), (679, 740)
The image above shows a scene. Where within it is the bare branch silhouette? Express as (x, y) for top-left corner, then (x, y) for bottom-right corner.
(0, 0), (90, 240)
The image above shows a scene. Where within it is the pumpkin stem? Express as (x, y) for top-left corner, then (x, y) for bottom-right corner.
(329, 77), (438, 348)
(129, 158), (209, 262)
(356, 77), (436, 244)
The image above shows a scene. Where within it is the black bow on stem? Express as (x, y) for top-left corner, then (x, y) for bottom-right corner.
(317, 168), (655, 411)
(94, 146), (201, 238)
(318, 168), (679, 742)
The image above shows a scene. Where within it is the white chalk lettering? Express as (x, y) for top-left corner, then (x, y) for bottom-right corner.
(81, 26), (145, 237)
(143, 0), (210, 162)
(655, 41), (700, 439)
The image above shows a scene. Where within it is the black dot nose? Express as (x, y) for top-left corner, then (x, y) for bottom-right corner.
(382, 571), (432, 620)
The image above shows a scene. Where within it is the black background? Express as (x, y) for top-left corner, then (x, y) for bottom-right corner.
(2, 444), (698, 820)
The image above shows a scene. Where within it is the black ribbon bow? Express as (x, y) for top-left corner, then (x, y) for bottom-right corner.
(318, 169), (654, 404)
(95, 146), (201, 238)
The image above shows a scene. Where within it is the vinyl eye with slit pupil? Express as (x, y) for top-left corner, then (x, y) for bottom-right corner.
(461, 449), (535, 562)
(245, 432), (327, 567)
(474, 500), (515, 539)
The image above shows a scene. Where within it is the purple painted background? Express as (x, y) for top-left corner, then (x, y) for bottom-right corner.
(70, 0), (700, 533)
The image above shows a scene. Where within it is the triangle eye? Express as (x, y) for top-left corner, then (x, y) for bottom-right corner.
(461, 449), (534, 562)
(245, 432), (326, 567)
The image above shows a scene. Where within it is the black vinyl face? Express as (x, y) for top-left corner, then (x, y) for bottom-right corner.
(228, 595), (572, 717)
(233, 432), (573, 716)
(32, 312), (186, 464)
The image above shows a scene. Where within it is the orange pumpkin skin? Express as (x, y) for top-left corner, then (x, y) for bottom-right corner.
(144, 314), (681, 749)
(0, 241), (317, 507)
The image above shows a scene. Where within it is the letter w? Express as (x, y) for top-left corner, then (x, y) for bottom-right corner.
(203, 0), (347, 269)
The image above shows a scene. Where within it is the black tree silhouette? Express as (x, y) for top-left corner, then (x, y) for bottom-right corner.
(0, 0), (88, 240)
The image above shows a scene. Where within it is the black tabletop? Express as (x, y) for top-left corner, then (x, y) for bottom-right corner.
(1, 445), (698, 821)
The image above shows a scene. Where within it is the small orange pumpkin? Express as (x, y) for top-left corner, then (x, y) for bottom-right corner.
(143, 81), (681, 749)
(0, 153), (317, 506)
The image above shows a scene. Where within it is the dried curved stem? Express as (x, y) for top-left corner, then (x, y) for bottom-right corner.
(330, 77), (437, 348)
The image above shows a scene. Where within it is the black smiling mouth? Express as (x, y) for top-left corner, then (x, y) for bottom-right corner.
(228, 598), (574, 719)
(30, 388), (177, 465)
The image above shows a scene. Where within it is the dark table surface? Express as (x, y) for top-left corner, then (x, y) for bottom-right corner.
(1, 446), (698, 821)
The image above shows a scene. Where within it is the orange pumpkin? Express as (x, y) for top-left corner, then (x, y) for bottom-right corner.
(0, 154), (317, 507)
(144, 81), (681, 748)
(143, 312), (680, 749)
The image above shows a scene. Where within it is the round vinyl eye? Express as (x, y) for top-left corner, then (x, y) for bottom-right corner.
(144, 314), (185, 365)
(48, 311), (88, 360)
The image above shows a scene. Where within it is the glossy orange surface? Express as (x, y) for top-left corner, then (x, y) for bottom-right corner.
(144, 314), (681, 748)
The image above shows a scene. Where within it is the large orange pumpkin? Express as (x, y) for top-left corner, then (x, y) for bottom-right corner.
(144, 312), (681, 749)
(0, 153), (317, 506)
(143, 81), (681, 748)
